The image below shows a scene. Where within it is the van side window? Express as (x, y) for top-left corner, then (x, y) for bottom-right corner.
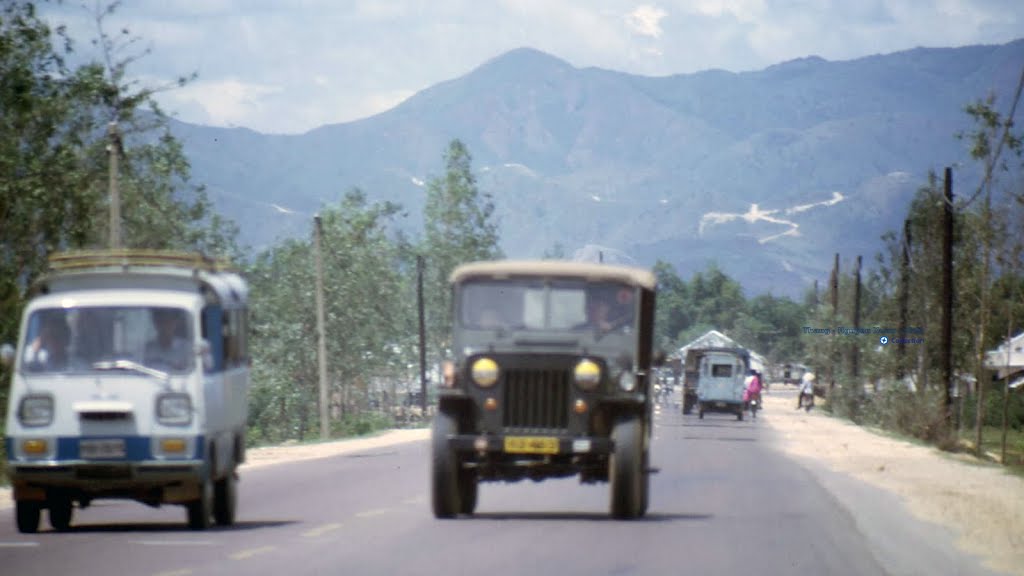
(201, 305), (225, 373)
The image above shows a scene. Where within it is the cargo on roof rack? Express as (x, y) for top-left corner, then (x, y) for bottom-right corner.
(47, 249), (233, 273)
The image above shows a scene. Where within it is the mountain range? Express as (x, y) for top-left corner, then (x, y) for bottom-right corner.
(168, 39), (1024, 299)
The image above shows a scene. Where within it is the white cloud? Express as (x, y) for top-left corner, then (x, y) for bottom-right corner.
(163, 78), (283, 129)
(625, 5), (668, 38)
(39, 0), (1024, 133)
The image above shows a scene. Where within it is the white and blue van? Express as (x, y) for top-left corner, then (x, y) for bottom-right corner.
(1, 250), (250, 532)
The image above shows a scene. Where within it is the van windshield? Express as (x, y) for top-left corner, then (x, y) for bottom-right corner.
(22, 306), (194, 375)
(459, 279), (636, 332)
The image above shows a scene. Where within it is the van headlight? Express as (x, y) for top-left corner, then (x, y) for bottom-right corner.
(156, 393), (192, 426)
(471, 357), (499, 387)
(574, 359), (602, 391)
(18, 395), (54, 427)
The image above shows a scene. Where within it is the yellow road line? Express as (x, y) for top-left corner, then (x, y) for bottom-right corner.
(302, 522), (343, 538)
(354, 508), (391, 518)
(229, 545), (276, 560)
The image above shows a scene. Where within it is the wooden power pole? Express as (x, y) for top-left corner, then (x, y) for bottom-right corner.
(314, 215), (330, 440)
(941, 167), (954, 430)
(417, 255), (428, 414)
(107, 122), (121, 248)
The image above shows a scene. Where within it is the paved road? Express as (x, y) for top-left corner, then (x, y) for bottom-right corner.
(0, 392), (1003, 576)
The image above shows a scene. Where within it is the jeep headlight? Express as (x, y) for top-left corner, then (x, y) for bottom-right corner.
(156, 393), (192, 426)
(470, 357), (499, 387)
(18, 395), (54, 427)
(618, 371), (637, 392)
(574, 359), (602, 391)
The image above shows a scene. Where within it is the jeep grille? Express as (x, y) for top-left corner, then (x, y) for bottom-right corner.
(502, 368), (571, 433)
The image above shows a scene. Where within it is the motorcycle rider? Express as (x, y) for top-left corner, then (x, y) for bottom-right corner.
(797, 371), (816, 410)
(743, 369), (763, 419)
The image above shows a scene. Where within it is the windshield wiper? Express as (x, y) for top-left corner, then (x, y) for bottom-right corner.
(91, 359), (170, 385)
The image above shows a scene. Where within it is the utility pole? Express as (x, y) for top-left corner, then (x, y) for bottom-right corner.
(314, 215), (330, 440)
(829, 253), (839, 391)
(897, 219), (911, 382)
(1001, 303), (1013, 464)
(852, 255), (862, 380)
(107, 122), (121, 248)
(417, 255), (427, 415)
(941, 167), (954, 431)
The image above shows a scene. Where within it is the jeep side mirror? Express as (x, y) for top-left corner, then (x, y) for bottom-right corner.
(0, 343), (14, 367)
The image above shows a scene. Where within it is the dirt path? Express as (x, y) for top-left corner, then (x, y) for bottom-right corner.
(761, 390), (1024, 576)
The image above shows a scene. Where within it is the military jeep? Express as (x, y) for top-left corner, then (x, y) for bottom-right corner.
(431, 260), (661, 519)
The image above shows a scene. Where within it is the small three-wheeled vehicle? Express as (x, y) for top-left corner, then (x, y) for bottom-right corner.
(431, 260), (662, 519)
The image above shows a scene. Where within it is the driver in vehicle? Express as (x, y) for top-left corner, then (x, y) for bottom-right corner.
(145, 309), (192, 371)
(23, 313), (70, 372)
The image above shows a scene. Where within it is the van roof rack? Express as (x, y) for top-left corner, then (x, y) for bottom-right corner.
(48, 249), (235, 273)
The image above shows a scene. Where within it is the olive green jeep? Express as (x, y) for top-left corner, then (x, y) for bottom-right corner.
(431, 260), (663, 519)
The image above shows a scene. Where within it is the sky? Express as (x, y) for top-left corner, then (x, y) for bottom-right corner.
(41, 0), (1024, 135)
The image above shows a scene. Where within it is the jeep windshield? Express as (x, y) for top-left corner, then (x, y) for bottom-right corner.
(21, 306), (194, 375)
(458, 279), (636, 333)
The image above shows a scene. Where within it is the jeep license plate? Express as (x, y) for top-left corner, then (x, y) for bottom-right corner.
(80, 439), (126, 459)
(504, 436), (559, 455)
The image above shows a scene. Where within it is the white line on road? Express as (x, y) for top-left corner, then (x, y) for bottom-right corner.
(402, 496), (425, 505)
(229, 545), (276, 560)
(133, 540), (217, 547)
(152, 570), (193, 576)
(354, 508), (392, 518)
(302, 522), (343, 538)
(0, 542), (40, 547)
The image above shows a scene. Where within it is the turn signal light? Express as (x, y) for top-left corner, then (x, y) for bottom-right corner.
(160, 438), (187, 453)
(484, 397), (498, 411)
(574, 399), (588, 414)
(442, 360), (456, 388)
(22, 439), (48, 455)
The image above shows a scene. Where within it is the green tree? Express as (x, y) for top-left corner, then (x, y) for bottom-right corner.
(422, 139), (502, 366)
(247, 190), (410, 441)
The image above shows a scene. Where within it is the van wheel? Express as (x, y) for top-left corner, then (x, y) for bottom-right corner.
(431, 411), (462, 518)
(610, 417), (643, 519)
(15, 501), (40, 534)
(48, 496), (73, 532)
(187, 474), (214, 530)
(213, 470), (237, 526)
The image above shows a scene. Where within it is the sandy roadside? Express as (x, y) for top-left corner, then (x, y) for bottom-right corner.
(0, 427), (430, 511)
(760, 391), (1024, 576)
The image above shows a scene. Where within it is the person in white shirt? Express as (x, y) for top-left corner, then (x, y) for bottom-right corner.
(798, 372), (816, 409)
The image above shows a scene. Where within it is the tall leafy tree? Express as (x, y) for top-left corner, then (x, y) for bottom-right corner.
(422, 139), (502, 366)
(247, 190), (411, 441)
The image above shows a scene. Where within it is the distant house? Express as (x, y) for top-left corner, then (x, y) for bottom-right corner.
(678, 329), (766, 372)
(984, 331), (1024, 390)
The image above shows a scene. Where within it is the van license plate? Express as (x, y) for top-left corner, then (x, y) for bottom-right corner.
(715, 402), (726, 408)
(504, 436), (558, 455)
(80, 439), (126, 459)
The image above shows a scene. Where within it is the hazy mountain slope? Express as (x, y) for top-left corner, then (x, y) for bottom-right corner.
(170, 40), (1024, 298)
